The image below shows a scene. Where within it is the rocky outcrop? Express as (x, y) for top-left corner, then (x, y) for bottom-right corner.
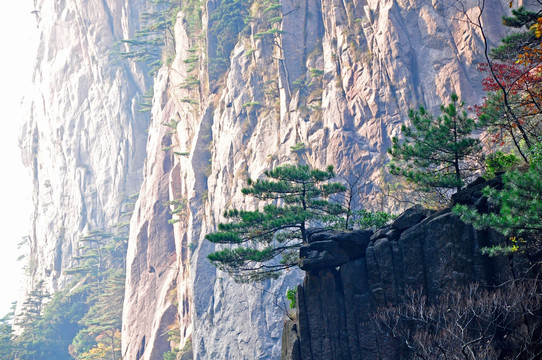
(130, 1), (512, 358)
(282, 179), (531, 360)
(299, 229), (373, 271)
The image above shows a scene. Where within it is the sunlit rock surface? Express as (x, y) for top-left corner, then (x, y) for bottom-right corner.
(129, 1), (508, 358)
(20, 0), (514, 359)
(18, 0), (148, 322)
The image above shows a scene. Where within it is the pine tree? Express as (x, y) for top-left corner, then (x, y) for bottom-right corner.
(72, 270), (125, 360)
(389, 94), (482, 197)
(13, 281), (50, 360)
(478, 6), (542, 161)
(502, 6), (540, 29)
(11, 195), (133, 359)
(117, 0), (180, 77)
(68, 228), (128, 359)
(206, 164), (345, 282)
(454, 142), (542, 251)
(0, 305), (15, 359)
(454, 6), (542, 252)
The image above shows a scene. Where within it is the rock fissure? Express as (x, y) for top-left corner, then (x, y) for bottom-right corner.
(17, 0), (526, 359)
(282, 178), (542, 359)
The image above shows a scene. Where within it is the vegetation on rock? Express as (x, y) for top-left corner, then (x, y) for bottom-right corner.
(118, 0), (180, 77)
(388, 93), (482, 196)
(477, 6), (542, 162)
(454, 6), (542, 256)
(208, 0), (251, 82)
(206, 164), (345, 282)
(4, 194), (136, 359)
(454, 144), (542, 252)
(11, 1), (542, 359)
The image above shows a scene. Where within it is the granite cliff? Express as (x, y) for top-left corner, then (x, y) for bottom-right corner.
(18, 0), (149, 314)
(17, 0), (520, 359)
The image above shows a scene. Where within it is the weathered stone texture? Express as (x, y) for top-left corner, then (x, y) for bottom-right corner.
(21, 0), (519, 359)
(18, 0), (148, 318)
(122, 68), (178, 360)
(113, 0), (515, 358)
(283, 180), (522, 359)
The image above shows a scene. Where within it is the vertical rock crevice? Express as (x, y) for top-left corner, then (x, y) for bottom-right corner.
(286, 187), (526, 359)
(19, 0), (519, 359)
(125, 0), (513, 358)
(18, 0), (149, 320)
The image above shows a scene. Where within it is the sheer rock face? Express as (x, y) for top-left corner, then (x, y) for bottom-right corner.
(21, 0), (514, 359)
(124, 0), (513, 359)
(121, 68), (178, 360)
(287, 214), (509, 360)
(18, 0), (148, 320)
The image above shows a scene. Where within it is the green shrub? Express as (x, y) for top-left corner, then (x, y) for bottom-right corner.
(290, 142), (305, 153)
(310, 68), (324, 77)
(453, 142), (542, 245)
(163, 349), (179, 360)
(484, 151), (520, 179)
(286, 288), (297, 309)
(242, 101), (261, 108)
(323, 210), (395, 230)
(119, 0), (180, 77)
(208, 0), (251, 82)
(181, 97), (199, 105)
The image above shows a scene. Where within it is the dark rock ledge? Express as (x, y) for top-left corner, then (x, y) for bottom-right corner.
(281, 178), (530, 360)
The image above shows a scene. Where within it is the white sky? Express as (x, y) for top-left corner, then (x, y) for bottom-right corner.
(0, 3), (38, 317)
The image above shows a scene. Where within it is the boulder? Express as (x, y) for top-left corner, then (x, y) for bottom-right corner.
(307, 228), (373, 259)
(371, 226), (392, 241)
(451, 176), (504, 210)
(390, 205), (430, 230)
(299, 241), (351, 271)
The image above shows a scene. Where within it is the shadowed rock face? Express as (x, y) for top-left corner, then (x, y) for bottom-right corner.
(299, 229), (373, 271)
(282, 180), (531, 360)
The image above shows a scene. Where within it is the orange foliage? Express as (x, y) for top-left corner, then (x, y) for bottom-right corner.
(478, 16), (542, 152)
